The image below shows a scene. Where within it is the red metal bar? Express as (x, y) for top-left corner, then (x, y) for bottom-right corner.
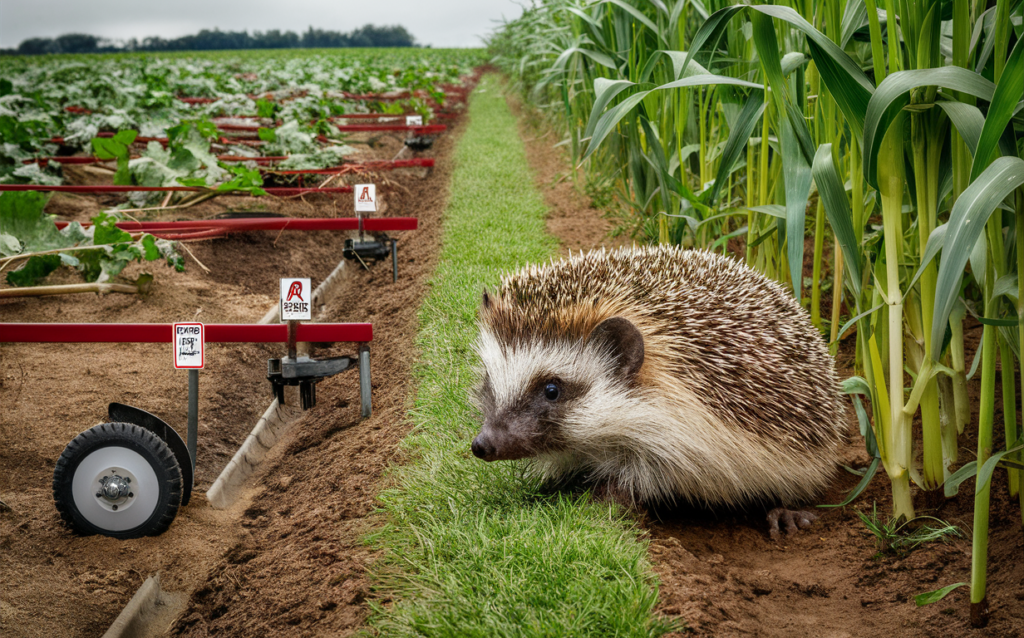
(53, 217), (419, 232)
(30, 157), (433, 173)
(333, 124), (446, 134)
(0, 185), (354, 195)
(270, 158), (434, 174)
(1, 323), (372, 343)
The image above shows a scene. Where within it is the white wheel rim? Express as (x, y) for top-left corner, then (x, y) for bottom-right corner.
(71, 446), (161, 532)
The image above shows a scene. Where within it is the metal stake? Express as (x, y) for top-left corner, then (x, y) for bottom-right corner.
(359, 343), (372, 418)
(287, 320), (298, 360)
(391, 238), (398, 283)
(187, 369), (198, 469)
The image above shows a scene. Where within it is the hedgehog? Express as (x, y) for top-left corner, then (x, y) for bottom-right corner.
(470, 245), (846, 538)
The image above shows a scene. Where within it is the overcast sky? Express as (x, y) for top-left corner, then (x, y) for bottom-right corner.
(0, 0), (528, 49)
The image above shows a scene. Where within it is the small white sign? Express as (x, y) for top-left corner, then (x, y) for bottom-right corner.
(173, 323), (204, 369)
(405, 114), (423, 126)
(280, 278), (312, 321)
(354, 183), (377, 212)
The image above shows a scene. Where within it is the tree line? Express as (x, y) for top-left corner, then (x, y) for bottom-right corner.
(6, 25), (418, 55)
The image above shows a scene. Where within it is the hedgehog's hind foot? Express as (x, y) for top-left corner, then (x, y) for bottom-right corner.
(766, 508), (819, 541)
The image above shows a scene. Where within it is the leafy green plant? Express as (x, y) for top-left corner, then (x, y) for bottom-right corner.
(0, 191), (183, 287)
(857, 503), (963, 558)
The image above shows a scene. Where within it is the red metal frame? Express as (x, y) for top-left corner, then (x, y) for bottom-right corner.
(53, 217), (418, 232)
(0, 323), (373, 343)
(0, 184), (354, 196)
(30, 156), (434, 173)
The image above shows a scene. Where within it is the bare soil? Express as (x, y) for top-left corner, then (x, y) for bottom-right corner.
(0, 123), (458, 637)
(510, 92), (1024, 637)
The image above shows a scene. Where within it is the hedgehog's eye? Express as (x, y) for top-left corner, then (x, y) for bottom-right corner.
(543, 383), (560, 401)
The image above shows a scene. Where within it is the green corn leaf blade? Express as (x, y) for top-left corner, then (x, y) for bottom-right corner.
(864, 68), (996, 190)
(583, 74), (761, 162)
(821, 455), (880, 508)
(915, 582), (967, 606)
(934, 101), (984, 157)
(707, 93), (765, 206)
(752, 11), (812, 295)
(584, 78), (636, 142)
(551, 46), (618, 72)
(834, 303), (885, 343)
(976, 444), (1024, 494)
(930, 157), (1024, 360)
(746, 204), (786, 218)
(944, 461), (978, 495)
(812, 144), (862, 296)
(686, 5), (872, 140)
(970, 35), (1024, 181)
(841, 375), (872, 397)
(594, 0), (661, 38)
(903, 223), (947, 301)
(991, 273), (1019, 304)
(840, 0), (869, 49)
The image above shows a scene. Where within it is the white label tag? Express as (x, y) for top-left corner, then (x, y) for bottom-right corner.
(354, 183), (377, 212)
(405, 114), (423, 126)
(173, 323), (204, 369)
(280, 278), (312, 321)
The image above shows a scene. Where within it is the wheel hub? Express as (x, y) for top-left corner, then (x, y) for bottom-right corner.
(93, 467), (137, 511)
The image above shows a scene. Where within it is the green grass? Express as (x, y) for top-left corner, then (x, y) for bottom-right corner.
(366, 74), (675, 638)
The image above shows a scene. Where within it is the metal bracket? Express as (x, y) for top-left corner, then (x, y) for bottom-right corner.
(343, 236), (399, 282)
(267, 355), (356, 410)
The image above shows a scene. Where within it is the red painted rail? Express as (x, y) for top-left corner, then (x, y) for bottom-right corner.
(0, 185), (354, 196)
(0, 323), (373, 343)
(30, 156), (434, 173)
(53, 217), (418, 232)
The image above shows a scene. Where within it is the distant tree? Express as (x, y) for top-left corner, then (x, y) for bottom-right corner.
(54, 33), (100, 53)
(15, 24), (419, 54)
(18, 38), (58, 55)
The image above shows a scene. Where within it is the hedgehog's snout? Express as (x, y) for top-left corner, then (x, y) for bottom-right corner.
(471, 434), (496, 461)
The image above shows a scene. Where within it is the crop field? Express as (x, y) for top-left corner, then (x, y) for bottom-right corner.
(1, 1), (1023, 635)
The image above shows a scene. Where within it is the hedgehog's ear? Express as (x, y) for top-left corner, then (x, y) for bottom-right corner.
(588, 316), (644, 379)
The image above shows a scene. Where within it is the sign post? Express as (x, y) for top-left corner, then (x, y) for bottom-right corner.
(173, 322), (204, 468)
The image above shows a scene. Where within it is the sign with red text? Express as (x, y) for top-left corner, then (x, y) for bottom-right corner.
(173, 323), (204, 369)
(280, 278), (312, 321)
(354, 183), (377, 212)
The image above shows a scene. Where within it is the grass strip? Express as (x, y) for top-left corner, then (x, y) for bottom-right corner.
(366, 74), (675, 637)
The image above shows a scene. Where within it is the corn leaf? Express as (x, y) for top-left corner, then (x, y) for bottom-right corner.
(813, 144), (863, 296)
(863, 68), (996, 189)
(931, 157), (1024, 360)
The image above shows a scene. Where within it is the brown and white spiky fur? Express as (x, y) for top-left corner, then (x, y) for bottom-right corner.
(474, 245), (845, 507)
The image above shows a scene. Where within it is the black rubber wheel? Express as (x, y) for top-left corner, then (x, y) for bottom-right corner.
(52, 422), (182, 539)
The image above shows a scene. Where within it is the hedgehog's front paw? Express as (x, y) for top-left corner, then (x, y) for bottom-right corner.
(766, 508), (818, 541)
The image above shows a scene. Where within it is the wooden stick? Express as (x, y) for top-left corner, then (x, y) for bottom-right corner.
(0, 282), (140, 298)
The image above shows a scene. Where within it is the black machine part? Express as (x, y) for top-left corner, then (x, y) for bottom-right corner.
(52, 422), (183, 539)
(267, 355), (356, 410)
(108, 403), (193, 506)
(343, 236), (400, 283)
(404, 135), (435, 151)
